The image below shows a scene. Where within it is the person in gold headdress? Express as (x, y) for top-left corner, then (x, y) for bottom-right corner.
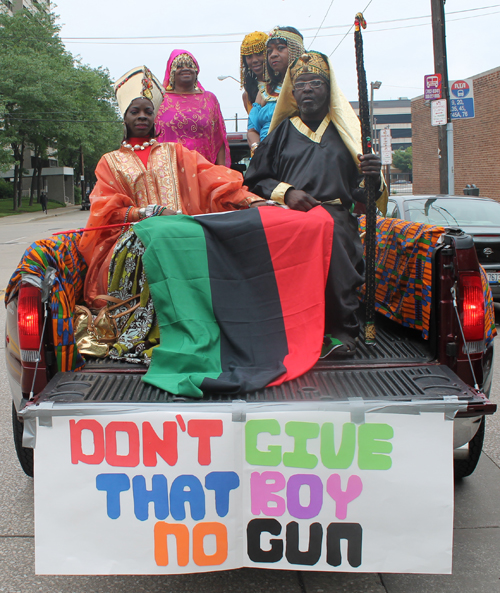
(245, 51), (388, 355)
(79, 66), (265, 306)
(155, 50), (230, 167)
(240, 31), (268, 114)
(247, 26), (304, 152)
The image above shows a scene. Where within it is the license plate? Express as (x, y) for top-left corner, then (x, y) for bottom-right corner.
(487, 272), (500, 283)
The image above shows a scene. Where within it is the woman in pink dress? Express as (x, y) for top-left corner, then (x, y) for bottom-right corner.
(155, 49), (231, 167)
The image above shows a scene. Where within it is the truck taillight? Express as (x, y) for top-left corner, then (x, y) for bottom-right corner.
(459, 272), (484, 342)
(17, 285), (42, 360)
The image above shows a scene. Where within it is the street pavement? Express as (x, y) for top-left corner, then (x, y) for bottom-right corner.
(0, 207), (499, 592)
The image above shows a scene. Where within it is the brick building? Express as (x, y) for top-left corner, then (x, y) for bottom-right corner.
(412, 66), (500, 201)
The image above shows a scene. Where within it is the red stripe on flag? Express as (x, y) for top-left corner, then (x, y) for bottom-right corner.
(259, 206), (334, 385)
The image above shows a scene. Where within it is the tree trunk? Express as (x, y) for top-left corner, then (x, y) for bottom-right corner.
(29, 147), (38, 206)
(37, 155), (43, 202)
(13, 164), (19, 211)
(17, 141), (25, 207)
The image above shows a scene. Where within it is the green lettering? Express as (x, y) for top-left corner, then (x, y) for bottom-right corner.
(283, 422), (319, 469)
(245, 419), (281, 466)
(320, 422), (356, 469)
(358, 423), (393, 470)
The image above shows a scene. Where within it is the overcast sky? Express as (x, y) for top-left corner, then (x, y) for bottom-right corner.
(52, 0), (498, 131)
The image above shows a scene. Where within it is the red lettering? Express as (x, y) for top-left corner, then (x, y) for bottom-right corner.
(70, 419), (105, 465)
(105, 422), (140, 467)
(142, 421), (178, 467)
(187, 419), (223, 465)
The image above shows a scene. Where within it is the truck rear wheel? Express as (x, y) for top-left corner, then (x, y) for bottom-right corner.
(12, 404), (34, 478)
(454, 416), (485, 480)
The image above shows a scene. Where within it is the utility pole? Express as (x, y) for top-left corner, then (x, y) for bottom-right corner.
(430, 0), (452, 194)
(80, 146), (85, 206)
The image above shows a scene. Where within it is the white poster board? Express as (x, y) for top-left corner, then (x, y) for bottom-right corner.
(33, 406), (454, 575)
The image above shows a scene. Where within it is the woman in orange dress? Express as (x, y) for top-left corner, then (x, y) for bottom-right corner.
(79, 66), (265, 306)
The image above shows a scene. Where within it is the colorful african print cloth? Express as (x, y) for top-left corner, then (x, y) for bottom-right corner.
(480, 265), (497, 347)
(358, 216), (497, 346)
(5, 233), (87, 372)
(106, 228), (159, 364)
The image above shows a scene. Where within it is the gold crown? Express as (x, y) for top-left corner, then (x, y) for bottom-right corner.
(290, 52), (330, 84)
(241, 31), (268, 56)
(267, 27), (303, 47)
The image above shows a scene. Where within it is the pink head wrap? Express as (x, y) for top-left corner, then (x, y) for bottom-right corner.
(163, 49), (205, 91)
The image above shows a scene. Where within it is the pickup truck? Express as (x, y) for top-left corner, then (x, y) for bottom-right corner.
(5, 218), (496, 484)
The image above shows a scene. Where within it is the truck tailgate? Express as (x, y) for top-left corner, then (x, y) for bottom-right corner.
(34, 364), (495, 415)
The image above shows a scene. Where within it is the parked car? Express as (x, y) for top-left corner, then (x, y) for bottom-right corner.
(385, 195), (500, 300)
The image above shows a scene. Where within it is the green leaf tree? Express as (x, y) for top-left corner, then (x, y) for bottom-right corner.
(0, 8), (121, 211)
(392, 147), (412, 173)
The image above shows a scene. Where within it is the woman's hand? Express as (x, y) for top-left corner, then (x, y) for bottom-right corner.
(160, 208), (178, 216)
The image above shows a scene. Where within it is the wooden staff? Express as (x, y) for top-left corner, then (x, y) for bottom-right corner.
(354, 12), (377, 345)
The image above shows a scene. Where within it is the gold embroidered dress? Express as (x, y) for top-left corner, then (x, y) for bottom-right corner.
(79, 142), (259, 304)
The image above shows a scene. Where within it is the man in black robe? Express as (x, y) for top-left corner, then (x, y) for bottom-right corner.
(245, 51), (386, 355)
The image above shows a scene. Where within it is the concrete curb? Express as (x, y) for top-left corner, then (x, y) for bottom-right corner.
(0, 205), (82, 225)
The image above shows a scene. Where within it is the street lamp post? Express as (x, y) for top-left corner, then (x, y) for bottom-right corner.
(218, 76), (242, 132)
(217, 75), (240, 84)
(370, 81), (382, 153)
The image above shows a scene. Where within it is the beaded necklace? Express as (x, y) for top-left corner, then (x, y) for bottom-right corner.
(260, 83), (282, 103)
(122, 138), (156, 151)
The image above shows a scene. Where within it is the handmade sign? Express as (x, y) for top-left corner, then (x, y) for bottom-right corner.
(33, 407), (454, 575)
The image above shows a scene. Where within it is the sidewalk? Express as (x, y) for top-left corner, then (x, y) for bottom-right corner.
(0, 204), (81, 225)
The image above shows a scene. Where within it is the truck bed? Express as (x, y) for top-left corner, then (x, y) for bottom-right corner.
(35, 313), (492, 413)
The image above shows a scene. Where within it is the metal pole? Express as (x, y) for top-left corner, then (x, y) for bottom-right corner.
(431, 0), (451, 194)
(235, 113), (238, 132)
(447, 122), (454, 195)
(80, 146), (85, 207)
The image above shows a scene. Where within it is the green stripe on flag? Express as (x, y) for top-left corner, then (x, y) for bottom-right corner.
(134, 216), (223, 397)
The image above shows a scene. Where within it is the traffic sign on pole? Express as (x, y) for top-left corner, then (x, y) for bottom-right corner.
(424, 74), (442, 100)
(379, 128), (392, 165)
(450, 79), (475, 119)
(431, 99), (447, 126)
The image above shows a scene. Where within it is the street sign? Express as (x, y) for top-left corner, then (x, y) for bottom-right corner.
(379, 128), (392, 165)
(450, 79), (475, 119)
(431, 99), (447, 126)
(424, 74), (442, 100)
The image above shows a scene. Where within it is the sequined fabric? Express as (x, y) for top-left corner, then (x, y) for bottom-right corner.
(155, 91), (231, 167)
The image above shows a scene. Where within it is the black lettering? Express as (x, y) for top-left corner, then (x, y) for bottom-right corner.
(326, 522), (362, 568)
(247, 518), (283, 563)
(285, 521), (323, 566)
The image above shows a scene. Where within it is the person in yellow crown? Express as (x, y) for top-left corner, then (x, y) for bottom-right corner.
(240, 31), (268, 114)
(245, 51), (388, 355)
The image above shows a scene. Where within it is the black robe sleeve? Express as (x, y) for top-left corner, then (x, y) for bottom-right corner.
(244, 123), (293, 202)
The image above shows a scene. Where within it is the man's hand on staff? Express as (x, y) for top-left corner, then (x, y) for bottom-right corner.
(358, 153), (382, 179)
(284, 189), (320, 211)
